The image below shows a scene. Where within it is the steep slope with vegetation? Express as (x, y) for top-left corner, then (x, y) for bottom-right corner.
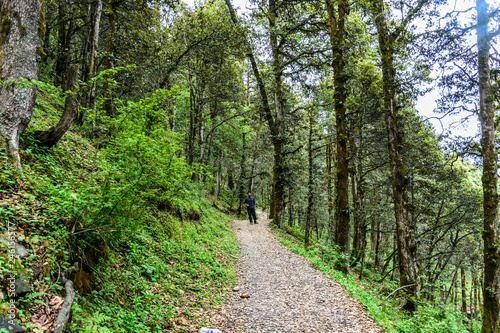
(0, 88), (238, 332)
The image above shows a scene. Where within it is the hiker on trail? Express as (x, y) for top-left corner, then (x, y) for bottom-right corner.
(244, 192), (258, 224)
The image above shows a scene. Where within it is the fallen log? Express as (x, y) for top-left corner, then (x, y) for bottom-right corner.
(54, 277), (75, 333)
(54, 264), (78, 333)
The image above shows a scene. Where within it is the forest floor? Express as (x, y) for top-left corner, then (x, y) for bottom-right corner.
(212, 210), (383, 333)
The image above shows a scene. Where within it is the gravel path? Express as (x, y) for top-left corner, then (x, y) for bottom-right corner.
(219, 211), (383, 333)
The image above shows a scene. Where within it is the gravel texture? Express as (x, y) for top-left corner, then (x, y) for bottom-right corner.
(218, 211), (383, 333)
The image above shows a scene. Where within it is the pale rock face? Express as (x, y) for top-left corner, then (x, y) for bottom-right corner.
(0, 0), (43, 168)
(0, 237), (29, 258)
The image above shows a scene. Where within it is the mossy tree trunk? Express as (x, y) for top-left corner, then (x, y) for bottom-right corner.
(304, 108), (314, 248)
(476, 1), (500, 332)
(325, 0), (350, 273)
(33, 65), (79, 148)
(0, 0), (43, 168)
(268, 0), (286, 228)
(326, 134), (335, 241)
(350, 110), (364, 266)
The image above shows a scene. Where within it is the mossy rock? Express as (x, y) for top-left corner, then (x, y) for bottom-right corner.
(0, 242), (28, 277)
(0, 315), (26, 333)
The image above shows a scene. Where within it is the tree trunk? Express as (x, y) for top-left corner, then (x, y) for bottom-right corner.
(269, 183), (276, 219)
(197, 90), (205, 181)
(391, 233), (397, 281)
(80, 0), (102, 124)
(262, 183), (266, 210)
(480, 271), (483, 313)
(359, 244), (366, 280)
(103, 0), (116, 117)
(34, 65), (79, 148)
(171, 97), (177, 132)
(248, 164), (255, 193)
(188, 79), (196, 165)
(350, 111), (363, 266)
(40, 3), (51, 66)
(268, 0), (286, 228)
(315, 216), (320, 241)
(288, 188), (294, 227)
(305, 109), (314, 248)
(247, 120), (262, 193)
(326, 134), (335, 242)
(237, 132), (247, 216)
(214, 161), (222, 200)
(228, 169), (235, 190)
(54, 4), (72, 87)
(461, 267), (467, 314)
(271, 143), (285, 227)
(0, 0), (43, 169)
(79, 2), (92, 99)
(477, 1), (500, 331)
(371, 218), (377, 252)
(374, 218), (382, 270)
(444, 266), (459, 304)
(325, 0), (350, 273)
(370, 0), (418, 311)
(470, 273), (474, 319)
(474, 274), (478, 318)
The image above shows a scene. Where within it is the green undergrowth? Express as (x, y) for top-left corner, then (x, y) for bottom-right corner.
(271, 226), (479, 333)
(72, 210), (238, 332)
(0, 87), (239, 332)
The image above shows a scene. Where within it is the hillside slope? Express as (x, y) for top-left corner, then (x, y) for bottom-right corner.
(0, 89), (238, 333)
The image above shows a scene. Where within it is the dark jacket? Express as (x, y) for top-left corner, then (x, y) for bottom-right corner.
(244, 196), (256, 209)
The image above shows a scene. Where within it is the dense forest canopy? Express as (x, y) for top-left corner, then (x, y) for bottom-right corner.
(1, 0), (500, 332)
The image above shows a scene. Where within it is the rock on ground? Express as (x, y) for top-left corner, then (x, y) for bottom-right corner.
(0, 315), (26, 333)
(0, 238), (29, 258)
(14, 273), (29, 296)
(216, 211), (383, 333)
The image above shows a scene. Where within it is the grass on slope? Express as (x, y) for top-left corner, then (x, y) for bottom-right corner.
(71, 210), (238, 332)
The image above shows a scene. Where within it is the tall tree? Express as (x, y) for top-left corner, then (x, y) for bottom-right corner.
(325, 0), (350, 272)
(369, 0), (426, 310)
(103, 0), (117, 116)
(304, 108), (315, 248)
(476, 0), (500, 331)
(326, 133), (335, 240)
(80, 0), (102, 123)
(267, 0), (287, 227)
(350, 110), (363, 266)
(0, 0), (44, 168)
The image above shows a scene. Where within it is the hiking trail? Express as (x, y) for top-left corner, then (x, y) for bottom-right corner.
(213, 210), (383, 333)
